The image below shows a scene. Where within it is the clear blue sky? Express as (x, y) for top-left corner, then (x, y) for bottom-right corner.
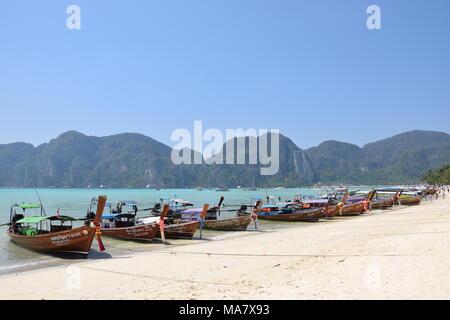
(1, 0), (449, 149)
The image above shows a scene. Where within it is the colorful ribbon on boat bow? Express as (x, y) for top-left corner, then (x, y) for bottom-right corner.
(90, 222), (105, 252)
(156, 218), (165, 242)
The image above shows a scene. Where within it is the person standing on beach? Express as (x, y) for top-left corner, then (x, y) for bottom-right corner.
(362, 200), (369, 213)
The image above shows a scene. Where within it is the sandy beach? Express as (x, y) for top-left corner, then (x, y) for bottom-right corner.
(1, 196), (449, 300)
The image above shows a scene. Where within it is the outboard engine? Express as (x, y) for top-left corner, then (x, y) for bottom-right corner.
(238, 205), (248, 213)
(85, 211), (95, 226)
(10, 213), (24, 233)
(152, 203), (161, 213)
(11, 213), (24, 224)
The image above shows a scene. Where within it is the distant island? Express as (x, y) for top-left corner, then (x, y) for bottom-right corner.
(0, 130), (449, 188)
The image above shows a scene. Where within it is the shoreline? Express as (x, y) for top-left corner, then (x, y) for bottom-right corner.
(1, 197), (449, 300)
(0, 227), (268, 278)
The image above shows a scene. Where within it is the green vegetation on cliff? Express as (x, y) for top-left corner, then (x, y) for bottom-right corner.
(422, 164), (450, 184)
(0, 130), (449, 187)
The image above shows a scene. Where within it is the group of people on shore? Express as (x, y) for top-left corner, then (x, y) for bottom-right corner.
(426, 185), (449, 200)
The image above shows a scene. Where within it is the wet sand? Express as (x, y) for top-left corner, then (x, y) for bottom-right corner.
(1, 196), (449, 300)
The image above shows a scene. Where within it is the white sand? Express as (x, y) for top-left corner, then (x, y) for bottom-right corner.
(1, 196), (449, 300)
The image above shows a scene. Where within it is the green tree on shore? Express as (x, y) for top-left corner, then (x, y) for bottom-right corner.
(422, 164), (450, 184)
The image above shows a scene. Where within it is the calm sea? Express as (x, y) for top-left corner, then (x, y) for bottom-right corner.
(0, 187), (359, 275)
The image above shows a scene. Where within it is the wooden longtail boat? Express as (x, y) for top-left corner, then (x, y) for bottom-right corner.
(370, 192), (400, 209)
(257, 207), (324, 222)
(399, 193), (424, 205)
(203, 216), (252, 231)
(328, 191), (373, 216)
(292, 199), (337, 219)
(156, 204), (209, 239)
(149, 199), (194, 220)
(328, 202), (363, 216)
(370, 197), (397, 209)
(6, 196), (107, 255)
(236, 211), (250, 217)
(99, 205), (169, 241)
(236, 200), (263, 217)
(253, 198), (324, 222)
(321, 206), (337, 218)
(182, 197), (253, 231)
(375, 188), (424, 205)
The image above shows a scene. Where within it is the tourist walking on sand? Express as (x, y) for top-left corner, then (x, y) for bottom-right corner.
(362, 200), (369, 214)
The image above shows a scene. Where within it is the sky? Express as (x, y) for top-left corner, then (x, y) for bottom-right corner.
(1, 0), (449, 149)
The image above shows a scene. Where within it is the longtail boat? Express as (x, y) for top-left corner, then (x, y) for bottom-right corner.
(6, 196), (107, 256)
(181, 197), (253, 231)
(291, 199), (337, 219)
(156, 204), (209, 239)
(236, 200), (262, 217)
(424, 187), (437, 195)
(328, 191), (373, 216)
(257, 204), (323, 222)
(375, 189), (422, 199)
(370, 191), (401, 209)
(98, 204), (169, 241)
(399, 193), (424, 205)
(374, 188), (424, 205)
(151, 198), (194, 219)
(203, 216), (252, 231)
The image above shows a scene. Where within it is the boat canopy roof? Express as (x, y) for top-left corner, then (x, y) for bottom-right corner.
(347, 197), (366, 201)
(261, 204), (286, 208)
(376, 188), (404, 192)
(102, 213), (135, 220)
(170, 203), (190, 207)
(274, 202), (294, 206)
(181, 208), (203, 214)
(17, 216), (48, 223)
(377, 191), (415, 195)
(14, 204), (42, 209)
(102, 213), (118, 220)
(301, 199), (329, 204)
(17, 215), (76, 223)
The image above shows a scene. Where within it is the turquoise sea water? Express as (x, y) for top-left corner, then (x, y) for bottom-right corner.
(0, 187), (360, 275)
